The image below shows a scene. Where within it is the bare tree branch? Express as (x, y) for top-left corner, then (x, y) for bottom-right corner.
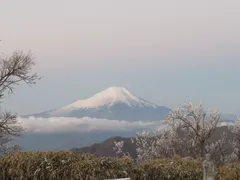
(0, 51), (41, 154)
(166, 102), (221, 158)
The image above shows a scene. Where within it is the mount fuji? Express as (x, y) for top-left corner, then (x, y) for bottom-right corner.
(24, 87), (171, 121)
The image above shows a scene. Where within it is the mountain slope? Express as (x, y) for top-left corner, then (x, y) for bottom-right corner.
(25, 87), (171, 121)
(72, 136), (137, 159)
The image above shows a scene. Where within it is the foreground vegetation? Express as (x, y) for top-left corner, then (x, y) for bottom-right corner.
(0, 151), (240, 180)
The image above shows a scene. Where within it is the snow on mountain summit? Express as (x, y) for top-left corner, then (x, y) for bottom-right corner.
(61, 86), (157, 110)
(25, 87), (171, 121)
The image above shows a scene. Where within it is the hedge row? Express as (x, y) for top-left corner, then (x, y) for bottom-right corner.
(217, 163), (240, 180)
(143, 156), (202, 180)
(0, 152), (143, 180)
(0, 151), (239, 180)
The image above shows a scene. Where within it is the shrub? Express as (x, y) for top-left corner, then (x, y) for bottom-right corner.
(0, 151), (142, 180)
(217, 163), (240, 180)
(1, 152), (240, 180)
(141, 156), (202, 180)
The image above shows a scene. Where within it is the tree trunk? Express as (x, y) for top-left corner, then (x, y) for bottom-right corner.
(200, 142), (205, 158)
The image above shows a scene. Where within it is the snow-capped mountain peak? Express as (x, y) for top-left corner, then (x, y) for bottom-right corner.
(25, 87), (171, 121)
(61, 86), (157, 110)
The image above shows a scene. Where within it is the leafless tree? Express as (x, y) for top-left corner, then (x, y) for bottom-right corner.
(205, 132), (229, 166)
(229, 118), (240, 161)
(133, 129), (181, 162)
(113, 102), (231, 163)
(113, 140), (131, 158)
(167, 102), (221, 158)
(0, 51), (40, 154)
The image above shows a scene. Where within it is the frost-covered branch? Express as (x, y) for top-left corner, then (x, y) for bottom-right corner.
(113, 102), (232, 163)
(167, 102), (221, 158)
(113, 141), (130, 158)
(229, 118), (240, 161)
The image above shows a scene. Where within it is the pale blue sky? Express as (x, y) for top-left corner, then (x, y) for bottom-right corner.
(1, 0), (240, 115)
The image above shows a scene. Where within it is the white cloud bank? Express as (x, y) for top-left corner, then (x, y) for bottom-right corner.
(17, 117), (164, 134)
(16, 116), (234, 134)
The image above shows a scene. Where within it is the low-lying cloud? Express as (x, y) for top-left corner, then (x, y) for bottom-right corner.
(17, 117), (164, 134)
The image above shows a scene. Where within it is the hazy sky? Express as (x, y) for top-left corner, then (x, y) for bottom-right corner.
(1, 0), (240, 115)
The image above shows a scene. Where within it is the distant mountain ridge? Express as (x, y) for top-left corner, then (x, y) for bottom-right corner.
(24, 87), (172, 121)
(72, 126), (235, 159)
